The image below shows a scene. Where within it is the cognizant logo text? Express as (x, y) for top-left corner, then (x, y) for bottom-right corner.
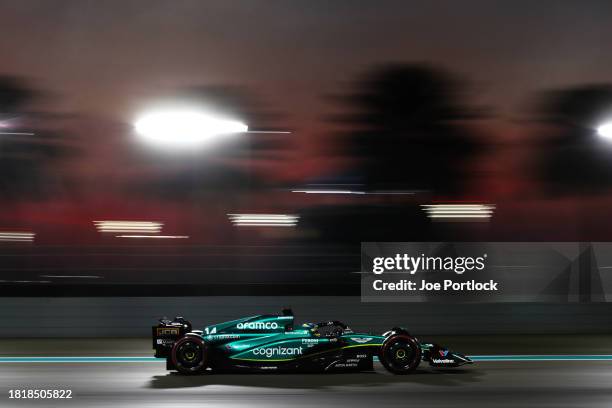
(253, 346), (303, 358)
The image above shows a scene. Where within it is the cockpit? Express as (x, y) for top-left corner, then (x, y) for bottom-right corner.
(302, 321), (354, 337)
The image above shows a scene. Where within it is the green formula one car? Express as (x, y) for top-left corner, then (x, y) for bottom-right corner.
(152, 308), (472, 375)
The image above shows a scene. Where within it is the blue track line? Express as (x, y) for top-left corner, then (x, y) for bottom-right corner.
(1, 355), (612, 363)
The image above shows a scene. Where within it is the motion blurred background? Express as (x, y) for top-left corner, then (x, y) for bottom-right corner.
(2, 0), (612, 336)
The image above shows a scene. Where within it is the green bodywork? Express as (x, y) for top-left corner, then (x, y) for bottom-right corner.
(197, 314), (386, 364)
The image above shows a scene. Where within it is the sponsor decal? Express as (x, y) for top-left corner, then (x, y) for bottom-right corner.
(211, 334), (240, 340)
(236, 321), (279, 330)
(156, 327), (179, 336)
(438, 349), (449, 357)
(432, 358), (455, 364)
(302, 339), (319, 344)
(350, 337), (373, 344)
(252, 346), (303, 358)
(334, 362), (358, 368)
(237, 344), (252, 348)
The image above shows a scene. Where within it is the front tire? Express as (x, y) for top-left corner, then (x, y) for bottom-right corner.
(379, 334), (421, 374)
(171, 335), (208, 375)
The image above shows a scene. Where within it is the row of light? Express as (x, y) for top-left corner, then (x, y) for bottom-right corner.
(421, 204), (496, 220)
(227, 214), (300, 227)
(0, 232), (35, 242)
(0, 205), (495, 246)
(292, 189), (415, 195)
(124, 108), (612, 150)
(115, 235), (189, 239)
(93, 220), (188, 239)
(93, 221), (163, 233)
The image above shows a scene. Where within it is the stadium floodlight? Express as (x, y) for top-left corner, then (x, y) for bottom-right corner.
(597, 123), (612, 140)
(134, 109), (248, 149)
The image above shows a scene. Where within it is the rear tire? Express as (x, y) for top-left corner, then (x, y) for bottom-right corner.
(171, 335), (208, 375)
(379, 334), (421, 374)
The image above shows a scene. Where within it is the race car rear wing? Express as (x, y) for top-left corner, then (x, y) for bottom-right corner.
(152, 316), (192, 358)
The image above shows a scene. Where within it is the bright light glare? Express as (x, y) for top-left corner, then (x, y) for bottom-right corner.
(421, 204), (496, 221)
(93, 221), (163, 234)
(134, 110), (248, 148)
(116, 235), (189, 239)
(292, 190), (366, 195)
(227, 213), (299, 227)
(0, 231), (35, 242)
(597, 123), (612, 139)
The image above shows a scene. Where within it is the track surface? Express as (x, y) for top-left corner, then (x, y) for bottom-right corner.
(2, 337), (612, 407)
(2, 360), (612, 407)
